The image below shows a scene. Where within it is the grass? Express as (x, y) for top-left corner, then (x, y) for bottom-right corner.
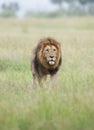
(0, 17), (94, 130)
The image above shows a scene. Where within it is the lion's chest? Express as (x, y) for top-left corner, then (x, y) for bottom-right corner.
(36, 63), (58, 77)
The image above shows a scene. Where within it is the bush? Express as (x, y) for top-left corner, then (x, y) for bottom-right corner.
(0, 9), (16, 18)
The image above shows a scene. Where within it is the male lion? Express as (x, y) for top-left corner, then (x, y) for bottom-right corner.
(31, 37), (62, 88)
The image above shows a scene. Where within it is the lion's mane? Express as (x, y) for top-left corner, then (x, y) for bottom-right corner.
(31, 37), (62, 77)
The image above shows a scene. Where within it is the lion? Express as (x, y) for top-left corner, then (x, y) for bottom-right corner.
(31, 37), (62, 88)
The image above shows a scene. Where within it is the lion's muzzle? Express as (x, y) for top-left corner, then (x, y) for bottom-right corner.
(48, 56), (56, 65)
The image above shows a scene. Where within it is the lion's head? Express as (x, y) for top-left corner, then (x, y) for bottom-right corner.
(36, 38), (62, 69)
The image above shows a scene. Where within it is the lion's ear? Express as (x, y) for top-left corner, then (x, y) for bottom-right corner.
(37, 44), (42, 52)
(55, 42), (61, 51)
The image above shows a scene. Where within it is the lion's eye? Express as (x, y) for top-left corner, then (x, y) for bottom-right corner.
(46, 49), (49, 52)
(53, 49), (56, 51)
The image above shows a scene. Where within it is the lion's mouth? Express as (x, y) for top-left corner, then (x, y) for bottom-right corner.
(48, 60), (55, 65)
(47, 57), (56, 65)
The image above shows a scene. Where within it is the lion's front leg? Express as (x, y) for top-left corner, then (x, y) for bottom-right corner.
(49, 74), (57, 88)
(32, 74), (47, 88)
(32, 74), (39, 88)
(38, 76), (47, 88)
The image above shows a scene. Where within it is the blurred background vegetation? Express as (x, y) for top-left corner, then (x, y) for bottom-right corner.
(0, 0), (94, 18)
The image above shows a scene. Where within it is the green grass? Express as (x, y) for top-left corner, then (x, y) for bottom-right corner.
(0, 17), (94, 130)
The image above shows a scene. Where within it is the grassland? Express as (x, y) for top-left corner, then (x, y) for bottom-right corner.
(0, 17), (94, 130)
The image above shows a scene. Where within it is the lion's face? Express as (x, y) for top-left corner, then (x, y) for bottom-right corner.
(37, 38), (61, 69)
(43, 45), (57, 66)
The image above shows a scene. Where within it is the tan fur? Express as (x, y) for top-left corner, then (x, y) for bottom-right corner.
(31, 37), (62, 88)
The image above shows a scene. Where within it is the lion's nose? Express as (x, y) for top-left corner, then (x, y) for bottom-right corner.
(50, 56), (54, 58)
